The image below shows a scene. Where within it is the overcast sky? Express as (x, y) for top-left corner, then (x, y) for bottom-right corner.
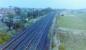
(0, 0), (86, 9)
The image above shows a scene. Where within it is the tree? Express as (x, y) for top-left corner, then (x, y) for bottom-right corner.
(1, 12), (15, 31)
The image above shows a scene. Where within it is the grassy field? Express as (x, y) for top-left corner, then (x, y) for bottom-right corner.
(55, 14), (86, 50)
(58, 14), (86, 30)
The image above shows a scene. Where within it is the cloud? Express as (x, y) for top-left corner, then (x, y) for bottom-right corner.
(0, 0), (86, 9)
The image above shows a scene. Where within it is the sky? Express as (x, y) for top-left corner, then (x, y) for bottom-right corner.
(0, 0), (86, 9)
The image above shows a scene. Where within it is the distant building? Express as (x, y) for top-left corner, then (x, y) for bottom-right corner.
(0, 14), (3, 20)
(13, 16), (22, 23)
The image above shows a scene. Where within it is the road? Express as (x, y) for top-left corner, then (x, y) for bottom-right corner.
(2, 12), (56, 50)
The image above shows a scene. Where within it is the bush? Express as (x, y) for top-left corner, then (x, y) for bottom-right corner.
(0, 32), (11, 44)
(59, 43), (65, 50)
